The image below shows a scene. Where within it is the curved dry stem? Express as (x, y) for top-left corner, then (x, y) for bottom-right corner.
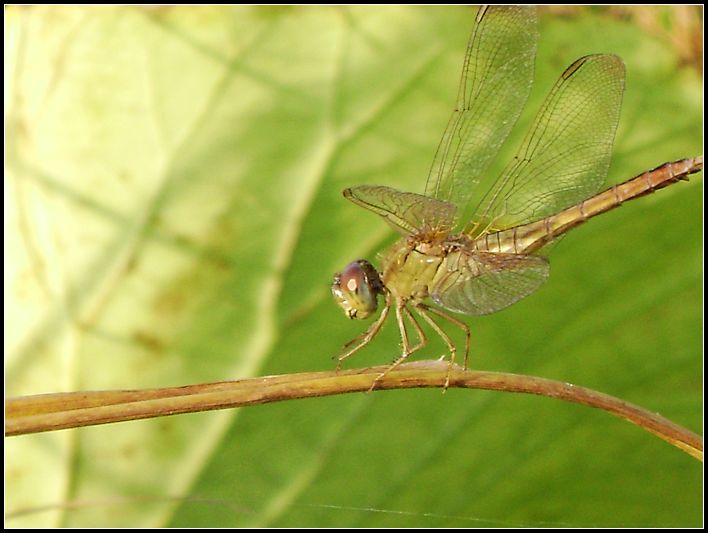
(5, 360), (702, 461)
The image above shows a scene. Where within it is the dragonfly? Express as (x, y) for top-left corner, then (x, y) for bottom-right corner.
(330, 6), (703, 389)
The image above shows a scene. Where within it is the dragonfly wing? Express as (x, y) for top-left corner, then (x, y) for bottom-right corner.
(425, 6), (538, 214)
(344, 185), (456, 235)
(431, 251), (549, 316)
(467, 54), (625, 235)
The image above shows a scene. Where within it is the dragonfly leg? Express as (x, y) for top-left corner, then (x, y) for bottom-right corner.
(402, 304), (427, 355)
(413, 305), (455, 390)
(418, 304), (471, 385)
(336, 294), (392, 370)
(369, 303), (427, 392)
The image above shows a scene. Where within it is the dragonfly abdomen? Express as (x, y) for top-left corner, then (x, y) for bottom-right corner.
(475, 157), (702, 255)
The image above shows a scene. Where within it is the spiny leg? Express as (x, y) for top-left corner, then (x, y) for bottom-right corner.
(419, 303), (471, 369)
(369, 304), (427, 391)
(336, 294), (392, 370)
(421, 304), (471, 368)
(413, 305), (458, 390)
(402, 305), (427, 355)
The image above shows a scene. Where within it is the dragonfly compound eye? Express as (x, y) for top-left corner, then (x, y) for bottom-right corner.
(331, 260), (382, 320)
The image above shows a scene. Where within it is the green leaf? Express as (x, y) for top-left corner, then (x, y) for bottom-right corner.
(5, 5), (701, 527)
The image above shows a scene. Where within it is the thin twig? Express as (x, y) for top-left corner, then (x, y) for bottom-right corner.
(4, 360), (702, 461)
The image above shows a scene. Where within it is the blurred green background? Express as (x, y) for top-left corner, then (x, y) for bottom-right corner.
(5, 5), (702, 527)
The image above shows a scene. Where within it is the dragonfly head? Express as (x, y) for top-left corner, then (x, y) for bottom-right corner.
(331, 260), (383, 320)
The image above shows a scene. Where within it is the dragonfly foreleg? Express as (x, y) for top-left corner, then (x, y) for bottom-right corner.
(336, 294), (392, 370)
(369, 303), (427, 391)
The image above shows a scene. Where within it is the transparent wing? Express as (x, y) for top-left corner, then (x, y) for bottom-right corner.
(343, 185), (456, 235)
(467, 54), (625, 235)
(431, 251), (549, 315)
(425, 6), (538, 217)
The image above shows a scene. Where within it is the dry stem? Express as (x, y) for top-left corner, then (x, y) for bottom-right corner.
(5, 360), (702, 461)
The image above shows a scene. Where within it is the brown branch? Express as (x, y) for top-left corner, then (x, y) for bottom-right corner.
(4, 360), (702, 461)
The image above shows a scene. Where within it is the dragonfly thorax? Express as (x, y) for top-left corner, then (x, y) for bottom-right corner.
(381, 237), (452, 305)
